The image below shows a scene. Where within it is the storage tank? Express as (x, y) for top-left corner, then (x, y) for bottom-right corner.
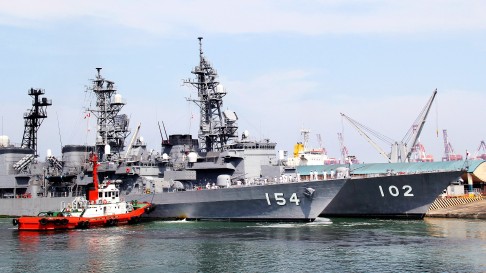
(0, 135), (10, 147)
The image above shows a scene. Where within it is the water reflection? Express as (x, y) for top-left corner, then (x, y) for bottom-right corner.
(424, 218), (486, 240)
(2, 218), (486, 272)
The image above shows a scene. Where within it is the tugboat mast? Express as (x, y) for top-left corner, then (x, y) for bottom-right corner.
(184, 37), (238, 153)
(88, 68), (130, 160)
(21, 88), (52, 157)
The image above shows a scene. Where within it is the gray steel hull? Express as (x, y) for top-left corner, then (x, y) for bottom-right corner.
(320, 171), (464, 219)
(0, 197), (73, 216)
(126, 179), (346, 221)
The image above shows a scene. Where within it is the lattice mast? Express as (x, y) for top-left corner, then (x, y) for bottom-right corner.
(184, 37), (238, 153)
(21, 88), (52, 156)
(88, 68), (130, 160)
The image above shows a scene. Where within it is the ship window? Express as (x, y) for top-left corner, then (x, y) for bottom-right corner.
(116, 192), (119, 197)
(99, 192), (102, 198)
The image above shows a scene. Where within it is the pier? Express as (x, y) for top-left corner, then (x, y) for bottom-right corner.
(426, 198), (486, 219)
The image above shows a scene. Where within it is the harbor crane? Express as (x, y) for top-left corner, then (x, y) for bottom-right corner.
(442, 129), (463, 161)
(341, 89), (437, 163)
(475, 140), (486, 160)
(338, 132), (359, 164)
(410, 125), (434, 162)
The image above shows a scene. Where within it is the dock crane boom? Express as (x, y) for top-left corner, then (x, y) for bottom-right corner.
(341, 89), (437, 163)
(340, 113), (393, 162)
(402, 89), (437, 161)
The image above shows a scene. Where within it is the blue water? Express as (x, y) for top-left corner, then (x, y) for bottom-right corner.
(1, 217), (485, 272)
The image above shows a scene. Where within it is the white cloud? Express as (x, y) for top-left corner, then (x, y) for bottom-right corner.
(1, 0), (486, 35)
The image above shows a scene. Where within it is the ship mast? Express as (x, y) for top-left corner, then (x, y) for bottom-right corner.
(88, 68), (130, 160)
(184, 37), (238, 153)
(21, 88), (52, 157)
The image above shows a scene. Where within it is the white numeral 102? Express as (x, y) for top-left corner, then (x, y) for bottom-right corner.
(265, 193), (300, 206)
(378, 185), (414, 197)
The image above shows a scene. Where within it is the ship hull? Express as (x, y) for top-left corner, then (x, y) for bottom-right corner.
(320, 171), (464, 219)
(14, 203), (152, 231)
(125, 179), (346, 222)
(0, 197), (73, 217)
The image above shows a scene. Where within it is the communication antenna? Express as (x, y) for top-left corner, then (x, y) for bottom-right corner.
(183, 37), (238, 152)
(87, 68), (130, 160)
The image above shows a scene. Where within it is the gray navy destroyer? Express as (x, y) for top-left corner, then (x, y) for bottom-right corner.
(0, 37), (465, 220)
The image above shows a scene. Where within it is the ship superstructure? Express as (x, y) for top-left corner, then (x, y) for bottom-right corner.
(0, 89), (50, 199)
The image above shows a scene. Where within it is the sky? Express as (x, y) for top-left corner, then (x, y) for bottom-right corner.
(1, 0), (485, 163)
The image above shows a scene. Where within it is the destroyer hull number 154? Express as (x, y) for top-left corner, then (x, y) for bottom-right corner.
(265, 193), (301, 206)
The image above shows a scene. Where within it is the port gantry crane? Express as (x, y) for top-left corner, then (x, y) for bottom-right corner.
(442, 129), (463, 161)
(474, 140), (486, 160)
(338, 132), (359, 164)
(340, 89), (437, 163)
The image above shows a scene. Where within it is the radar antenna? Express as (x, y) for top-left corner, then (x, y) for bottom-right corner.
(184, 37), (238, 153)
(88, 68), (130, 160)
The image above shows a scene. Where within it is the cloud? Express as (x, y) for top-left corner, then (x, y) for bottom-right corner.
(1, 0), (486, 35)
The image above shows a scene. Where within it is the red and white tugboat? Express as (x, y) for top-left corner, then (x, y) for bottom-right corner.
(13, 154), (154, 231)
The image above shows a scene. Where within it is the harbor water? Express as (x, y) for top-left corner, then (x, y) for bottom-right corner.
(1, 217), (485, 272)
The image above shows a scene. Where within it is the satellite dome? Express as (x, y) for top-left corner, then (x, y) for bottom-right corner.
(188, 152), (198, 163)
(216, 84), (226, 93)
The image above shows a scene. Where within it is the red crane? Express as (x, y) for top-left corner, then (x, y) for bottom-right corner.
(412, 142), (434, 162)
(442, 129), (463, 161)
(475, 140), (486, 160)
(338, 132), (359, 164)
(410, 125), (434, 162)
